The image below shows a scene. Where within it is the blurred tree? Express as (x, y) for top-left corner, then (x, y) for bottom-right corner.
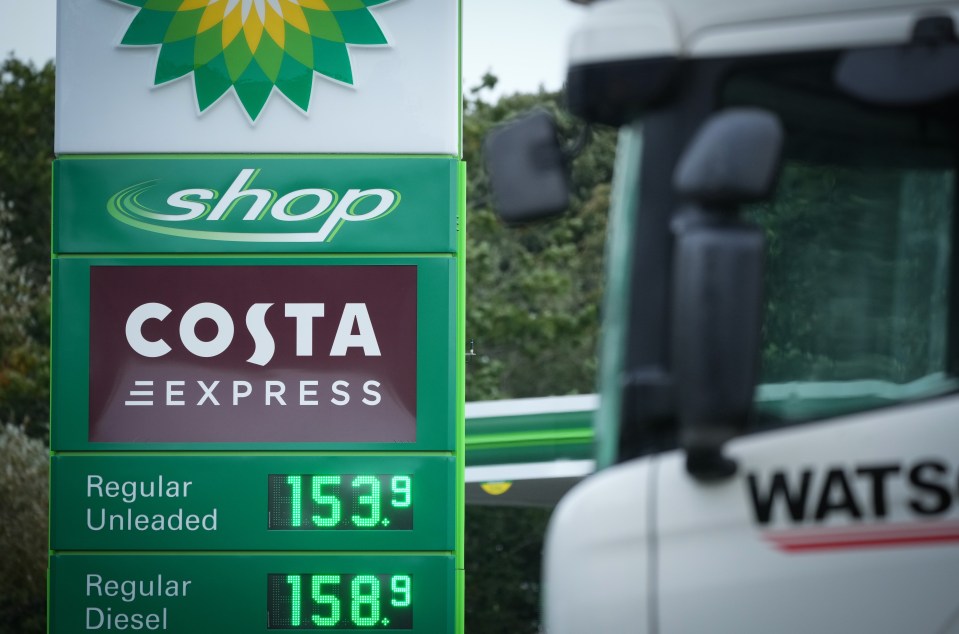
(464, 506), (552, 634)
(464, 83), (615, 402)
(0, 58), (52, 440)
(0, 239), (49, 440)
(0, 57), (55, 280)
(0, 423), (48, 634)
(462, 80), (614, 633)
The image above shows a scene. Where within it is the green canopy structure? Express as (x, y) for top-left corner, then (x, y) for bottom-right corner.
(465, 395), (596, 507)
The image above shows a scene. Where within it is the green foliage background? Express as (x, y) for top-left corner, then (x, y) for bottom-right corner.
(462, 76), (614, 633)
(0, 424), (48, 634)
(463, 77), (614, 403)
(0, 61), (613, 633)
(0, 58), (52, 443)
(0, 58), (53, 279)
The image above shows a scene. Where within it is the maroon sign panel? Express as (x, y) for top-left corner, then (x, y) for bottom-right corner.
(89, 266), (417, 442)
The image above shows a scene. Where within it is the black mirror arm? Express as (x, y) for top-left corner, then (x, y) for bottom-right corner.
(669, 108), (782, 483)
(672, 211), (765, 482)
(686, 447), (739, 481)
(563, 123), (593, 161)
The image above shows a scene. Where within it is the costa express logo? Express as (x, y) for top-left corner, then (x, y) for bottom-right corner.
(110, 0), (399, 121)
(89, 265), (417, 443)
(108, 169), (400, 242)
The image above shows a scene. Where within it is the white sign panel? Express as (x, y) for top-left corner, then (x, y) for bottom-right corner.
(56, 0), (459, 154)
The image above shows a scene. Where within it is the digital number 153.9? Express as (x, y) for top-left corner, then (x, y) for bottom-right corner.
(268, 474), (413, 530)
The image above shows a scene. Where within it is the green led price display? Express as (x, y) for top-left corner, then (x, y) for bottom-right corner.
(269, 475), (413, 530)
(268, 574), (413, 630)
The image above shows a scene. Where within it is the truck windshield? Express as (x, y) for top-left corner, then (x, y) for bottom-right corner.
(722, 55), (958, 425)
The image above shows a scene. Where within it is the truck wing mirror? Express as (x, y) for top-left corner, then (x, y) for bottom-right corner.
(484, 109), (571, 225)
(671, 108), (783, 480)
(673, 108), (783, 207)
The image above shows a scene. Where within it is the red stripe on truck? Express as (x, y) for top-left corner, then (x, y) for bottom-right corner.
(763, 521), (959, 552)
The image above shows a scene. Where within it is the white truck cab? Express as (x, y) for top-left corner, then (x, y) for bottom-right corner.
(521, 1), (959, 632)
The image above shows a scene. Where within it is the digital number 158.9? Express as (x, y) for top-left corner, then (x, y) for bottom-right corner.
(268, 573), (413, 630)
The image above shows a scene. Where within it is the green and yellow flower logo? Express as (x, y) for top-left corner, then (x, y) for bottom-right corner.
(112, 0), (398, 121)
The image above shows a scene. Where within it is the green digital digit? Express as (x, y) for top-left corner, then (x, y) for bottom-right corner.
(311, 575), (341, 627)
(390, 476), (412, 508)
(351, 575), (380, 627)
(286, 476), (302, 527)
(286, 575), (302, 627)
(311, 476), (342, 527)
(390, 575), (411, 607)
(351, 476), (381, 527)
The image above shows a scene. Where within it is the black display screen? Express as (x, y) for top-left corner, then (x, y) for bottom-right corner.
(268, 474), (413, 530)
(267, 574), (413, 630)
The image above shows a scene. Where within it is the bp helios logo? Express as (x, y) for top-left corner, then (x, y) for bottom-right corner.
(108, 168), (400, 242)
(110, 0), (399, 121)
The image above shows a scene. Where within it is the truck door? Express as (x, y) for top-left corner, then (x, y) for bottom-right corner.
(656, 52), (959, 633)
(656, 400), (959, 632)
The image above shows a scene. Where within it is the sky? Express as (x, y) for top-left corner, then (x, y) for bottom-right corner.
(0, 0), (585, 99)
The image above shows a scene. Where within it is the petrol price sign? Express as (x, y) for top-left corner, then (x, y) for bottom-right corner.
(51, 454), (455, 551)
(50, 554), (455, 633)
(50, 0), (464, 631)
